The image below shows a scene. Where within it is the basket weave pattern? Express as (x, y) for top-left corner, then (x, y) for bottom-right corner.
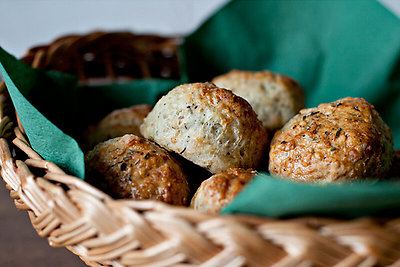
(1, 32), (400, 267)
(20, 32), (181, 85)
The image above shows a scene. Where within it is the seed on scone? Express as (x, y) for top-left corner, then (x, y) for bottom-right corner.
(85, 134), (190, 205)
(269, 97), (394, 182)
(140, 82), (268, 174)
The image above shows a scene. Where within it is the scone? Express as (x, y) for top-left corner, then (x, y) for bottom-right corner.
(191, 168), (256, 213)
(212, 70), (305, 130)
(84, 104), (152, 149)
(85, 134), (190, 205)
(269, 97), (393, 182)
(140, 82), (268, 174)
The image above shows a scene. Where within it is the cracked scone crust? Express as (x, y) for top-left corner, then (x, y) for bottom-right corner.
(85, 134), (189, 205)
(212, 70), (305, 130)
(140, 82), (268, 174)
(269, 97), (393, 182)
(84, 104), (152, 149)
(191, 168), (256, 213)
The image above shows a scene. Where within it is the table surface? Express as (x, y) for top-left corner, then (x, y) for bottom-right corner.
(0, 182), (86, 267)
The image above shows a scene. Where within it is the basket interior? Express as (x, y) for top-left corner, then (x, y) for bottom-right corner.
(20, 32), (182, 86)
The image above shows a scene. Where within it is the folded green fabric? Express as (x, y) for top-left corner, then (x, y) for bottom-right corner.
(78, 79), (181, 127)
(222, 174), (400, 218)
(0, 47), (84, 178)
(0, 47), (181, 178)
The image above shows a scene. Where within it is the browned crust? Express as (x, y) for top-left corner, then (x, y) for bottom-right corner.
(141, 82), (268, 174)
(269, 97), (394, 182)
(191, 168), (257, 213)
(184, 82), (259, 119)
(85, 134), (190, 205)
(213, 69), (301, 90)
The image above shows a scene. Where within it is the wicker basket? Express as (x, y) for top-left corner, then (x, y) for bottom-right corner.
(1, 31), (400, 267)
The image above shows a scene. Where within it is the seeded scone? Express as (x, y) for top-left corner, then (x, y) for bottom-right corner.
(140, 82), (268, 174)
(212, 70), (305, 130)
(85, 134), (190, 205)
(269, 97), (394, 183)
(83, 104), (152, 150)
(191, 168), (256, 213)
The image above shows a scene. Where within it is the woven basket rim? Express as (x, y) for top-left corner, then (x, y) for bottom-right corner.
(1, 31), (400, 267)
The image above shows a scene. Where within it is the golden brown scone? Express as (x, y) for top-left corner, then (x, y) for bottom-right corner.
(190, 168), (256, 213)
(84, 104), (152, 149)
(387, 150), (400, 179)
(212, 70), (305, 130)
(269, 97), (394, 183)
(140, 82), (268, 174)
(85, 134), (189, 205)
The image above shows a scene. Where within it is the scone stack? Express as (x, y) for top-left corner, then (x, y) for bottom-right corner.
(83, 69), (398, 214)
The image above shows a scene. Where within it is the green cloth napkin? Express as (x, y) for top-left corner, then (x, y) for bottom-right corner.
(0, 47), (181, 178)
(222, 173), (400, 218)
(0, 47), (85, 178)
(182, 0), (400, 149)
(78, 79), (180, 127)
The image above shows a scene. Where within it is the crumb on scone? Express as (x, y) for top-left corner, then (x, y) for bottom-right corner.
(140, 82), (269, 174)
(269, 97), (394, 182)
(85, 134), (190, 205)
(212, 69), (305, 130)
(191, 168), (257, 213)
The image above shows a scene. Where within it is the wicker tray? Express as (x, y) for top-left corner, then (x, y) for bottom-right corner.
(1, 31), (400, 267)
